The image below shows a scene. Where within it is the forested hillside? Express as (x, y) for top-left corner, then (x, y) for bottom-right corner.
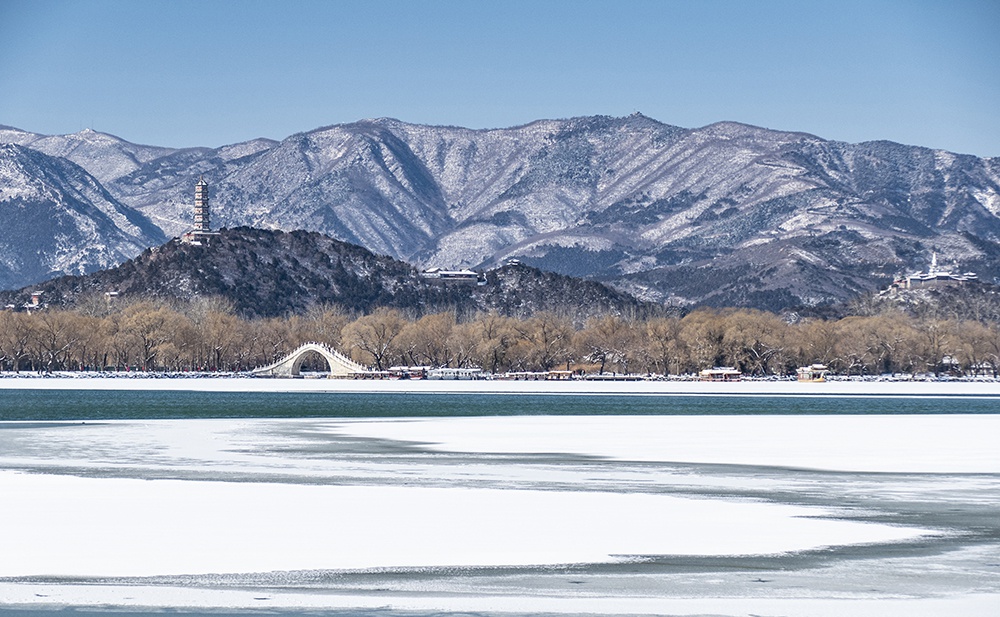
(0, 227), (652, 322)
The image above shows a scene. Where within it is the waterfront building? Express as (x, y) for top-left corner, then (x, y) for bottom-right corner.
(797, 364), (828, 382)
(698, 367), (742, 382)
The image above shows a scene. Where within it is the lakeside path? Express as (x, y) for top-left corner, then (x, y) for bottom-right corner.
(2, 374), (1000, 396)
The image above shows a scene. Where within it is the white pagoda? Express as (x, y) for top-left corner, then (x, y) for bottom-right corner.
(180, 176), (220, 244)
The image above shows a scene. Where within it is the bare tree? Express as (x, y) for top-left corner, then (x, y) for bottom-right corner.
(341, 308), (407, 370)
(0, 311), (33, 372)
(398, 312), (456, 367)
(513, 312), (574, 371)
(794, 319), (839, 370)
(680, 310), (728, 371)
(721, 310), (787, 376)
(576, 315), (637, 374)
(642, 316), (687, 375)
(470, 312), (518, 373)
(119, 302), (182, 371)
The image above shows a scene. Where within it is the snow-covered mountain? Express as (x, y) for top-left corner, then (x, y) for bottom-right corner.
(3, 115), (999, 308)
(0, 125), (277, 236)
(0, 143), (166, 290)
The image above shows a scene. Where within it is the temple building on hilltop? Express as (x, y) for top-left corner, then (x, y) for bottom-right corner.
(887, 252), (978, 293)
(420, 267), (487, 285)
(180, 177), (220, 245)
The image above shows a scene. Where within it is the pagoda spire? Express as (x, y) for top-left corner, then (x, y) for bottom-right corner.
(194, 176), (210, 232)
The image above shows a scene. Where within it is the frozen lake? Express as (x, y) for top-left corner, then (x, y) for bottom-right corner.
(0, 386), (998, 616)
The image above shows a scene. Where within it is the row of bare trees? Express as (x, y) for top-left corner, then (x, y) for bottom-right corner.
(2, 299), (1000, 376)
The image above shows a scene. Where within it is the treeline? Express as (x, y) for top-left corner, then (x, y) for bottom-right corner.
(3, 297), (1000, 377)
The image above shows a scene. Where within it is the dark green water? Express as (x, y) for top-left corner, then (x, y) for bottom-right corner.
(0, 389), (998, 421)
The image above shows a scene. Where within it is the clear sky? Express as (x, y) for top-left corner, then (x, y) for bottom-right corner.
(1, 0), (997, 156)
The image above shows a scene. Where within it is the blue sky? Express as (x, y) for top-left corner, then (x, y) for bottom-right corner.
(1, 0), (997, 156)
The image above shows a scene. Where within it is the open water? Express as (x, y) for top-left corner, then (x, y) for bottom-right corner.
(1, 389), (999, 421)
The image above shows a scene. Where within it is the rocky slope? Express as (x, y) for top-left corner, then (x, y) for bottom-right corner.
(3, 116), (999, 309)
(0, 143), (166, 289)
(0, 227), (652, 321)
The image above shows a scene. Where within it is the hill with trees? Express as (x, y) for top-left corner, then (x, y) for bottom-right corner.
(0, 227), (653, 322)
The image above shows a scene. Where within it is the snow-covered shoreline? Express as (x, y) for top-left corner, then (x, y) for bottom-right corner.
(2, 372), (1000, 397)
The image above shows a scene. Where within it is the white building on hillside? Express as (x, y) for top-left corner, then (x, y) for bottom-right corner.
(902, 252), (977, 288)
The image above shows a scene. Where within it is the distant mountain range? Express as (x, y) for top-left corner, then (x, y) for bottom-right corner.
(2, 115), (999, 309)
(0, 227), (652, 321)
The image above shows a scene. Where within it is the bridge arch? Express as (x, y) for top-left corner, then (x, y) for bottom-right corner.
(289, 348), (329, 375)
(252, 342), (367, 378)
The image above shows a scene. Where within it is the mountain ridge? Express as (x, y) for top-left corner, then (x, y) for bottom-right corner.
(2, 115), (998, 309)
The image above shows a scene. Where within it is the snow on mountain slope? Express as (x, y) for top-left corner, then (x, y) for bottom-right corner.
(0, 144), (165, 290)
(0, 127), (176, 183)
(3, 116), (999, 308)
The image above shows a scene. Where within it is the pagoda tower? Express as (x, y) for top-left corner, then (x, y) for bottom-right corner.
(180, 177), (219, 244)
(193, 176), (210, 232)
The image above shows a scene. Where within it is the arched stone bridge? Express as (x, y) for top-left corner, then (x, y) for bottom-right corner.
(252, 342), (368, 378)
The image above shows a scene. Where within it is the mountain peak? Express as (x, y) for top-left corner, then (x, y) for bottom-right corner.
(2, 115), (999, 310)
(697, 121), (820, 142)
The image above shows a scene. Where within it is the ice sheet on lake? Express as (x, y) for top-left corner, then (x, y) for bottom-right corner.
(0, 470), (930, 577)
(1, 414), (998, 615)
(333, 414), (1000, 473)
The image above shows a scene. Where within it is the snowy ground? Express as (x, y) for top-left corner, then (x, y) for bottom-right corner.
(2, 372), (1000, 397)
(1, 410), (999, 615)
